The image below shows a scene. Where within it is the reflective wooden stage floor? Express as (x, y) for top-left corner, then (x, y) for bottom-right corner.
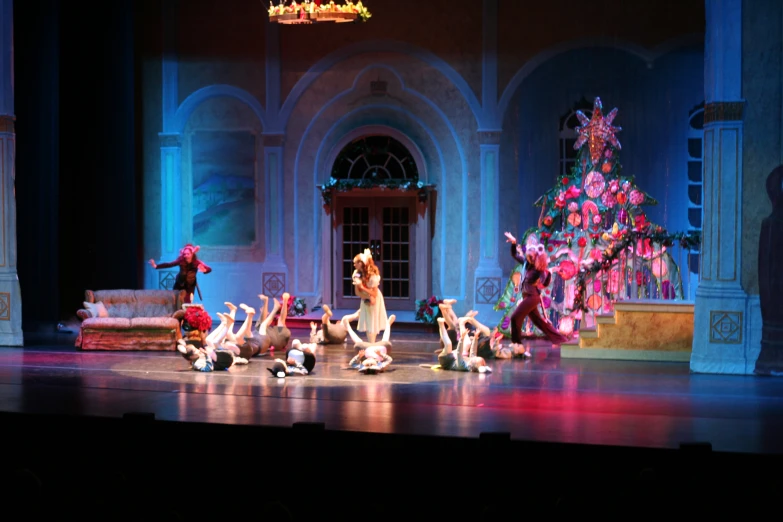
(4, 328), (783, 456)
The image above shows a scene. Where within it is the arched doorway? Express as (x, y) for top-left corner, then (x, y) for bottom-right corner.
(330, 135), (424, 311)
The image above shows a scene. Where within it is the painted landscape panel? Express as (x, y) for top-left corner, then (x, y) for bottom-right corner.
(191, 131), (256, 246)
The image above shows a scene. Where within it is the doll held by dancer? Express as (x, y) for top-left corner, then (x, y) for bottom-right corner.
(268, 339), (317, 378)
(344, 315), (395, 374)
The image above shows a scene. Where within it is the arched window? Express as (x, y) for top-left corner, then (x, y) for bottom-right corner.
(687, 102), (704, 275)
(331, 135), (419, 181)
(559, 97), (594, 177)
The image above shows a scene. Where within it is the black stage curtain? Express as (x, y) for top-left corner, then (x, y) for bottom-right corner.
(15, 0), (143, 330)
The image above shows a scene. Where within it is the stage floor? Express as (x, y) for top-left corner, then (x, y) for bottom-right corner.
(4, 328), (783, 455)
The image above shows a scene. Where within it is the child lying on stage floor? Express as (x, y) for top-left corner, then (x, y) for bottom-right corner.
(267, 339), (318, 378)
(437, 301), (513, 359)
(253, 293), (292, 355)
(218, 294), (291, 359)
(431, 317), (492, 373)
(175, 305), (252, 371)
(309, 304), (358, 345)
(462, 314), (529, 359)
(344, 314), (396, 374)
(177, 340), (248, 372)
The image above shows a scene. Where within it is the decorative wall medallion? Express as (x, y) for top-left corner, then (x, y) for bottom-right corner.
(158, 271), (177, 290)
(710, 310), (743, 344)
(475, 277), (502, 305)
(0, 292), (9, 320)
(263, 273), (286, 298)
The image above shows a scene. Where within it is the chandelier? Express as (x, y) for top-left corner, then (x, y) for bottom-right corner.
(266, 1), (371, 24)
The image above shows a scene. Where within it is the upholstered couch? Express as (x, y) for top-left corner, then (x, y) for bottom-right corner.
(76, 289), (185, 351)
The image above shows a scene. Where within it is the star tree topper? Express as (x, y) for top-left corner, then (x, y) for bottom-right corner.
(574, 97), (622, 165)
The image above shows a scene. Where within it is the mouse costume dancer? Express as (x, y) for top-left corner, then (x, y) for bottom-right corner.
(149, 244), (211, 304)
(267, 339), (317, 378)
(310, 304), (358, 345)
(344, 314), (396, 374)
(506, 235), (570, 347)
(434, 317), (491, 373)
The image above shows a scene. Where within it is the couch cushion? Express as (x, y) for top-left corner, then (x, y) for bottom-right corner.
(133, 290), (179, 317)
(82, 317), (133, 329)
(83, 301), (109, 318)
(130, 317), (180, 329)
(93, 290), (137, 319)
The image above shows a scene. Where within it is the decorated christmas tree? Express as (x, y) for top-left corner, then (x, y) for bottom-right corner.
(495, 97), (699, 338)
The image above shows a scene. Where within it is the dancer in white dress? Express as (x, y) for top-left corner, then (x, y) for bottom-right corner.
(352, 248), (388, 343)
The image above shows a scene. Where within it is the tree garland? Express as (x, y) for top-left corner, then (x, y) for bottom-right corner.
(571, 230), (701, 312)
(318, 178), (435, 206)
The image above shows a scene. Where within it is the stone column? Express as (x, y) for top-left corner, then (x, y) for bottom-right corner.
(0, 0), (23, 346)
(691, 0), (751, 373)
(474, 131), (504, 319)
(261, 134), (288, 295)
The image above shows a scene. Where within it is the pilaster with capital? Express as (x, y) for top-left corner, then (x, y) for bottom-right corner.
(691, 0), (754, 374)
(261, 133), (288, 280)
(474, 130), (503, 317)
(0, 0), (23, 345)
(158, 132), (183, 261)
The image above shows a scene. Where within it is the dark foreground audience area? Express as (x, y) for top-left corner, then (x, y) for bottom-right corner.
(1, 411), (781, 521)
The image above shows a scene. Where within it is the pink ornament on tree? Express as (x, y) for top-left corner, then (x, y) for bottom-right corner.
(629, 190), (645, 205)
(584, 171), (606, 198)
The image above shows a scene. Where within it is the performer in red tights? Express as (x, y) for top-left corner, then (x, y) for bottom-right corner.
(506, 235), (570, 347)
